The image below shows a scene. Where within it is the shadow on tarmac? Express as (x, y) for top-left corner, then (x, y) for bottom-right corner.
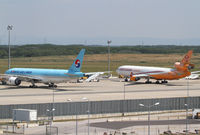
(125, 82), (185, 86)
(0, 85), (92, 92)
(90, 119), (200, 130)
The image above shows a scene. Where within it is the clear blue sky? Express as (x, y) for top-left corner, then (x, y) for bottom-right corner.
(1, 0), (200, 45)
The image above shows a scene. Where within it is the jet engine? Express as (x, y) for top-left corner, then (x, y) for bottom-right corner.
(130, 76), (140, 81)
(8, 77), (21, 86)
(188, 64), (195, 70)
(130, 72), (140, 81)
(174, 62), (194, 71)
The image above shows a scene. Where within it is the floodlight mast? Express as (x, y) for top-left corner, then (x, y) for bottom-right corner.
(107, 40), (111, 77)
(185, 103), (188, 135)
(139, 102), (160, 135)
(67, 98), (78, 135)
(7, 25), (13, 69)
(82, 97), (90, 135)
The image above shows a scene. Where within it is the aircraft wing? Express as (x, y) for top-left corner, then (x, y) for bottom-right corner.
(85, 72), (105, 76)
(133, 74), (149, 78)
(185, 74), (199, 80)
(130, 73), (159, 81)
(184, 71), (200, 80)
(191, 71), (200, 74)
(85, 72), (105, 82)
(0, 74), (42, 82)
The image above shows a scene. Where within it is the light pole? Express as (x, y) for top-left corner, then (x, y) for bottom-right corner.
(7, 25), (13, 69)
(82, 97), (90, 135)
(52, 87), (55, 121)
(107, 40), (111, 77)
(46, 109), (55, 122)
(47, 108), (55, 129)
(123, 82), (125, 100)
(185, 79), (189, 134)
(139, 102), (160, 135)
(185, 104), (188, 134)
(122, 82), (126, 116)
(187, 79), (189, 97)
(67, 98), (78, 135)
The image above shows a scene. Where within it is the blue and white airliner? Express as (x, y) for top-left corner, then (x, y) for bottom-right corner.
(0, 49), (89, 88)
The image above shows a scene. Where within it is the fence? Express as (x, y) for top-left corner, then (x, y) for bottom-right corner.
(0, 96), (199, 119)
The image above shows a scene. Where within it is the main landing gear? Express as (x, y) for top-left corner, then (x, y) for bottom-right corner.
(156, 80), (160, 84)
(156, 80), (168, 84)
(161, 80), (168, 83)
(48, 83), (57, 88)
(29, 81), (37, 88)
(145, 78), (168, 84)
(145, 78), (152, 84)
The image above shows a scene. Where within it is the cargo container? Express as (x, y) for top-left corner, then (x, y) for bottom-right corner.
(13, 109), (37, 121)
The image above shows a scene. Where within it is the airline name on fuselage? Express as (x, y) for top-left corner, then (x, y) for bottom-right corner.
(11, 70), (32, 74)
(119, 68), (141, 72)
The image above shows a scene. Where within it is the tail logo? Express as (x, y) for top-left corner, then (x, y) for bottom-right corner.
(184, 55), (189, 62)
(75, 59), (80, 68)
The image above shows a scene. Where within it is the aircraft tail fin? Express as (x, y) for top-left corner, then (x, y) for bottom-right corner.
(69, 49), (85, 72)
(175, 50), (194, 71)
(181, 50), (193, 65)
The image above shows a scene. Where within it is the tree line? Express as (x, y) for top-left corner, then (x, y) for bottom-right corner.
(0, 44), (199, 58)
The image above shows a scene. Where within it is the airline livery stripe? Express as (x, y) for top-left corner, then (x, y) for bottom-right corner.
(119, 68), (139, 71)
(132, 71), (164, 75)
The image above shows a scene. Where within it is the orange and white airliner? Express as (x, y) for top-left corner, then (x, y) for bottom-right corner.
(116, 50), (194, 84)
